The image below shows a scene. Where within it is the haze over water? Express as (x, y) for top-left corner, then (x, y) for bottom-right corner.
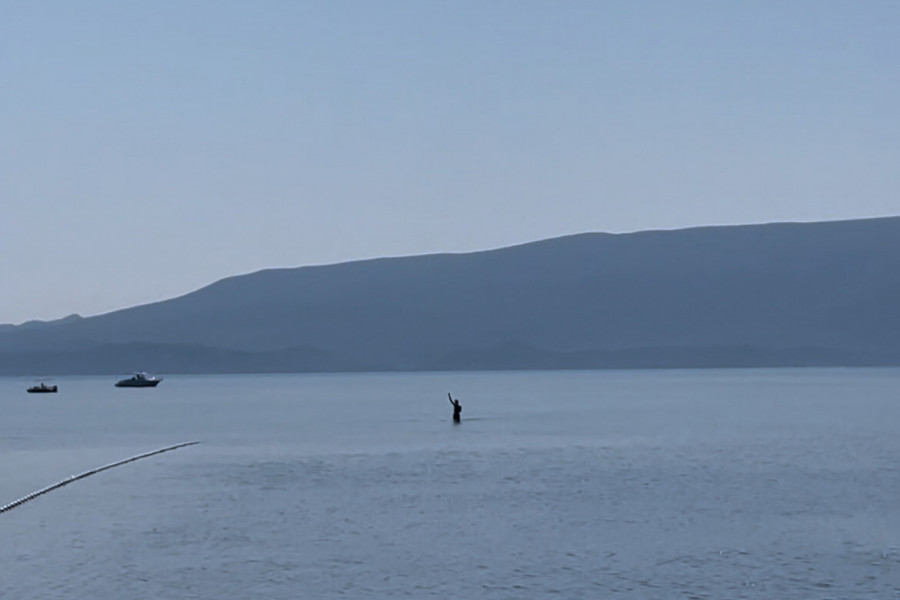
(2, 368), (899, 598)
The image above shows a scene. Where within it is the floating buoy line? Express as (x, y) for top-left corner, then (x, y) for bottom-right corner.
(0, 441), (199, 515)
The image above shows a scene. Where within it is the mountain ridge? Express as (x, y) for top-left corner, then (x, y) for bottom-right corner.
(2, 216), (899, 374)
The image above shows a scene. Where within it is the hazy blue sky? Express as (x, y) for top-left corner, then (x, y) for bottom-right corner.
(3, 1), (898, 324)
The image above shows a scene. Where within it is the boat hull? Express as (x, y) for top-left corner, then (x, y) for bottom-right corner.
(115, 380), (161, 388)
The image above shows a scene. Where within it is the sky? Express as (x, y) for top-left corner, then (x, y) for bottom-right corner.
(2, 1), (899, 324)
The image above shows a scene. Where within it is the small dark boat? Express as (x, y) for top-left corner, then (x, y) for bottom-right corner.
(115, 372), (162, 388)
(27, 383), (58, 393)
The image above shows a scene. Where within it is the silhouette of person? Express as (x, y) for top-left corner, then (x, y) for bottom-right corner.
(448, 393), (462, 423)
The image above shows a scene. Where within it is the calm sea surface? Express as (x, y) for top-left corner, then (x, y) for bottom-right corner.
(1, 368), (899, 598)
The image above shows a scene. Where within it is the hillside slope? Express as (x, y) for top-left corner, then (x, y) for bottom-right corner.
(2, 217), (899, 374)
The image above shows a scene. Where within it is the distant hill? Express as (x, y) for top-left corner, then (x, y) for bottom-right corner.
(2, 217), (899, 375)
(0, 313), (82, 333)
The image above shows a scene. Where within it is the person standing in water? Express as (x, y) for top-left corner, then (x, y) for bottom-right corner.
(448, 393), (462, 423)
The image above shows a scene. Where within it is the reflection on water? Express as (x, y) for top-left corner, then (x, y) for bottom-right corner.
(2, 369), (900, 598)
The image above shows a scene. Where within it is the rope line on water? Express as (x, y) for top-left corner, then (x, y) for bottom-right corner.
(0, 441), (199, 515)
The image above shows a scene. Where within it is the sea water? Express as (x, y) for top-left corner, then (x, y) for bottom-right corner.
(1, 368), (899, 598)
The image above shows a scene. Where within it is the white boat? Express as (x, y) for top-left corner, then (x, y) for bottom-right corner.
(115, 372), (162, 388)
